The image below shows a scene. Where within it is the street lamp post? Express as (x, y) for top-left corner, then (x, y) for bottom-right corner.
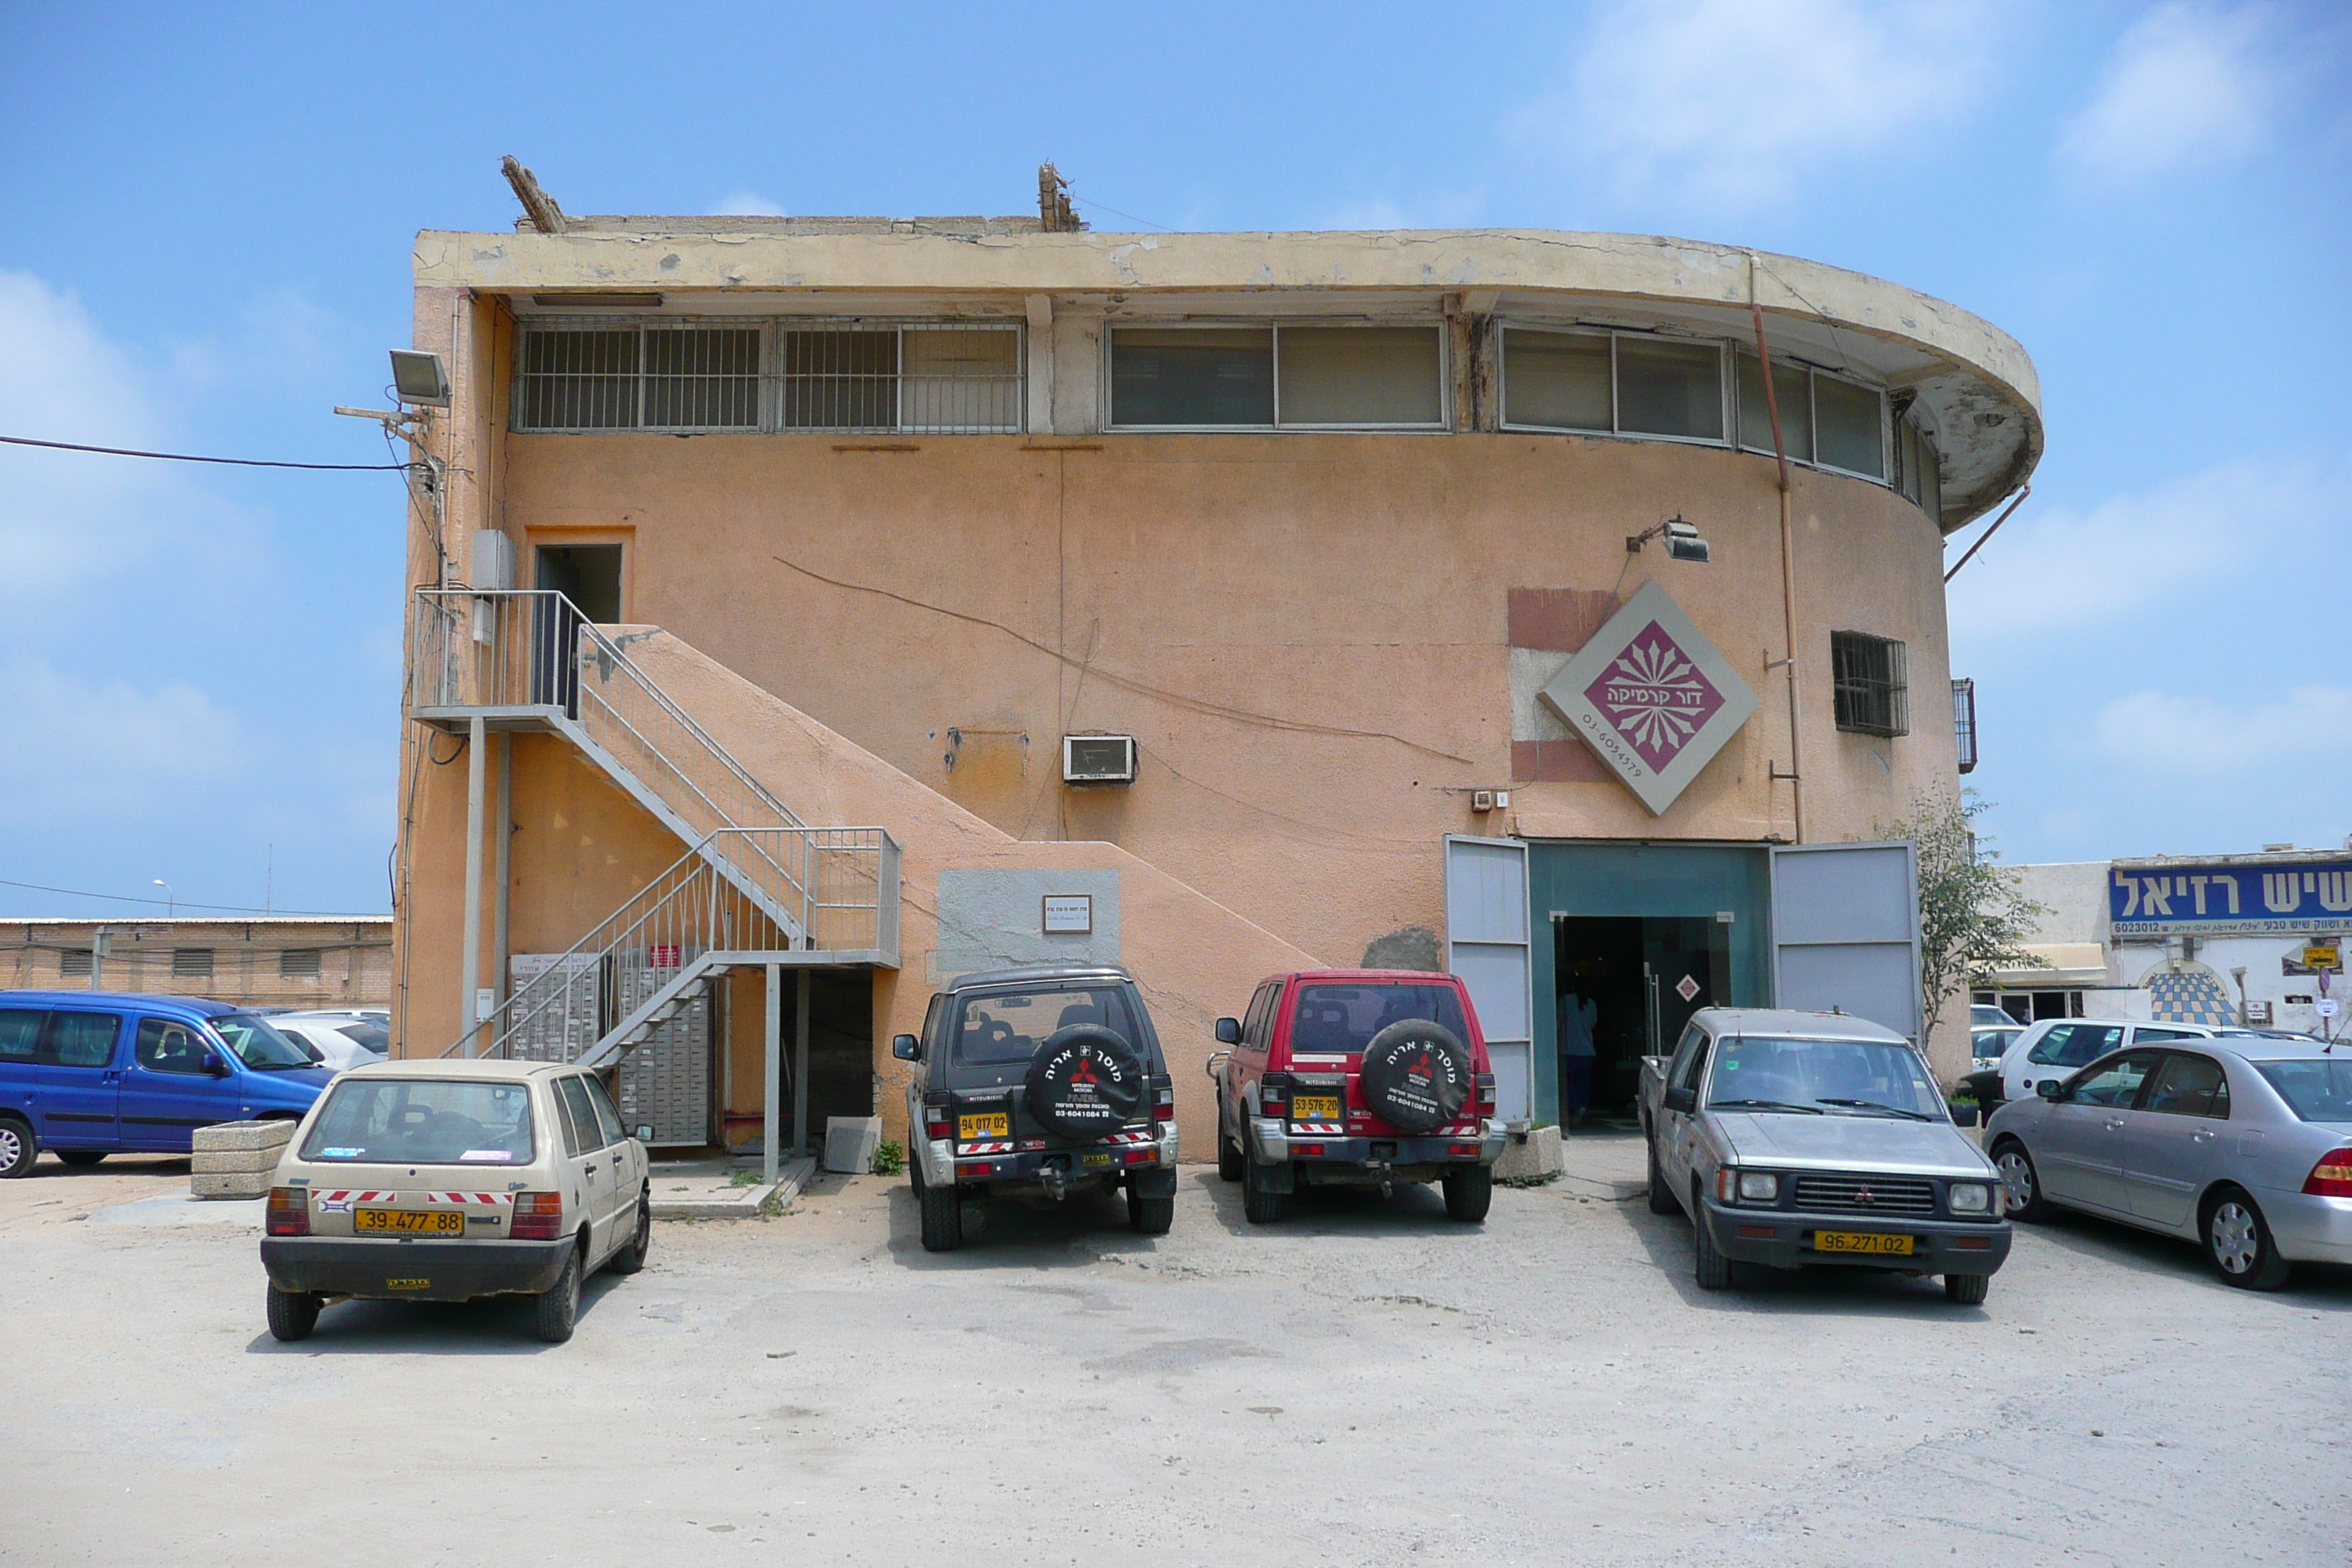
(152, 879), (174, 919)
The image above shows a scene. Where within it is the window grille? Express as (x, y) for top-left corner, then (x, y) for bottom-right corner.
(513, 320), (1023, 435)
(1831, 632), (1908, 736)
(1952, 678), (1978, 774)
(59, 948), (93, 978)
(172, 948), (215, 979)
(280, 948), (323, 978)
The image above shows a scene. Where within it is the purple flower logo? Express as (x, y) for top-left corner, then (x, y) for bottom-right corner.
(1583, 622), (1726, 772)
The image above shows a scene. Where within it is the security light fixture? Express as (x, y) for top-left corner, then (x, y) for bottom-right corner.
(389, 350), (451, 408)
(1627, 513), (1710, 564)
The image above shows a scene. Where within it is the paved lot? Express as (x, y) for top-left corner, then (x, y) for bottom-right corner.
(2, 1137), (2345, 1567)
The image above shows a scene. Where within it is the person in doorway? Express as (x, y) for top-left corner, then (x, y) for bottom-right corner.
(1557, 985), (1598, 1128)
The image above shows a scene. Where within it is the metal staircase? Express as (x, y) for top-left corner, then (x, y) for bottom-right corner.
(410, 589), (900, 1068)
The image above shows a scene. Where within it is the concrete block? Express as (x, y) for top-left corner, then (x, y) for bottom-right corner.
(192, 1146), (287, 1175)
(192, 1120), (295, 1154)
(823, 1115), (883, 1175)
(1493, 1123), (1563, 1183)
(192, 1169), (274, 1200)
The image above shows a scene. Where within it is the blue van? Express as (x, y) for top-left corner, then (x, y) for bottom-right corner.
(0, 991), (333, 1177)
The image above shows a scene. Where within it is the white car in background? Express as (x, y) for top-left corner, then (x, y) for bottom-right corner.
(270, 1013), (391, 1073)
(1997, 1019), (2234, 1104)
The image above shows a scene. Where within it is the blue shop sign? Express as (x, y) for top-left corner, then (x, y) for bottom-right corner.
(2111, 860), (2352, 936)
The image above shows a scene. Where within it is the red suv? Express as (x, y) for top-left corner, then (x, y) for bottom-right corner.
(1208, 969), (1505, 1224)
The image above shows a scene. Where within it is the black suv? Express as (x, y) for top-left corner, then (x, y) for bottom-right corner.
(892, 965), (1179, 1252)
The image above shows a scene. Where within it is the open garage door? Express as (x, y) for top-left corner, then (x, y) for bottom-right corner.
(1769, 841), (1921, 1042)
(1444, 835), (1533, 1121)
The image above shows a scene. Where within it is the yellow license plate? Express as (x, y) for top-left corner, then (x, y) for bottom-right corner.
(1814, 1230), (1913, 1256)
(1081, 1152), (1114, 1167)
(1292, 1094), (1341, 1120)
(385, 1278), (430, 1291)
(354, 1208), (465, 1235)
(958, 1112), (1009, 1140)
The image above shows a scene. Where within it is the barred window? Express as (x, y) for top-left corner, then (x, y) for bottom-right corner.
(171, 948), (215, 979)
(1953, 678), (1978, 774)
(59, 948), (94, 978)
(516, 325), (759, 433)
(1831, 633), (1908, 737)
(280, 948), (323, 978)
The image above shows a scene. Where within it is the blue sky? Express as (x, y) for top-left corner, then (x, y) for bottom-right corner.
(1, 0), (2346, 919)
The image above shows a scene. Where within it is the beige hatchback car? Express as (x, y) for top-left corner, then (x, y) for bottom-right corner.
(260, 1059), (651, 1343)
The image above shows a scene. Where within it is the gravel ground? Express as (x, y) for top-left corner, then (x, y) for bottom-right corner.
(2, 1140), (2345, 1567)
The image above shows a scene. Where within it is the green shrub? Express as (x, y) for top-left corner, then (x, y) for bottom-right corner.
(872, 1140), (905, 1177)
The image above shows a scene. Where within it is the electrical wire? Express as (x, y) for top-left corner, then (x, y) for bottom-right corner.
(0, 876), (382, 919)
(0, 434), (415, 472)
(1064, 189), (1175, 233)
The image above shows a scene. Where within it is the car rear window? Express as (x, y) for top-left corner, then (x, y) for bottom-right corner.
(1287, 984), (1469, 1055)
(210, 1014), (315, 1071)
(299, 1079), (537, 1165)
(336, 1022), (391, 1053)
(2253, 1060), (2352, 1123)
(2028, 1023), (2124, 1068)
(950, 987), (1139, 1075)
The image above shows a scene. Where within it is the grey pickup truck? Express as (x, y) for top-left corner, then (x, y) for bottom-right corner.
(1638, 1007), (2012, 1303)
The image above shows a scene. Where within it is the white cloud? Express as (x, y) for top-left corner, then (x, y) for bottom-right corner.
(1945, 460), (2340, 639)
(2092, 685), (2352, 770)
(1507, 0), (2002, 206)
(709, 191), (786, 216)
(2059, 2), (2277, 182)
(0, 660), (243, 823)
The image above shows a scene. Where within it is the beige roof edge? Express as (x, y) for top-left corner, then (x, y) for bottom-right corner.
(414, 225), (2043, 519)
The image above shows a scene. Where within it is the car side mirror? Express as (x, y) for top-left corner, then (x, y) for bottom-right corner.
(200, 1052), (230, 1077)
(891, 1033), (920, 1061)
(1662, 1086), (1697, 1115)
(1214, 1017), (1243, 1046)
(2035, 1079), (2063, 1100)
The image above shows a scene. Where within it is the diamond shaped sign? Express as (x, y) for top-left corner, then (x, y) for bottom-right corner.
(1676, 973), (1701, 1003)
(1538, 580), (1760, 815)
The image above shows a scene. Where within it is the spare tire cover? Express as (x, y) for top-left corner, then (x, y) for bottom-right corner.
(1024, 1024), (1147, 1139)
(1356, 1019), (1472, 1134)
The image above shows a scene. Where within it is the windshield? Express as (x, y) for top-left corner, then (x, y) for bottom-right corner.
(1289, 984), (1469, 1055)
(2253, 1059), (2352, 1123)
(209, 1014), (316, 1071)
(949, 987), (1140, 1082)
(1707, 1036), (1945, 1117)
(300, 1078), (537, 1164)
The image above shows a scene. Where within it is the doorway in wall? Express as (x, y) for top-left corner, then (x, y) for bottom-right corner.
(530, 545), (624, 713)
(535, 543), (623, 622)
(1553, 916), (1730, 1126)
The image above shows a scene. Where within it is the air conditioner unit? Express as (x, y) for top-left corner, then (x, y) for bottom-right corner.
(1063, 734), (1137, 785)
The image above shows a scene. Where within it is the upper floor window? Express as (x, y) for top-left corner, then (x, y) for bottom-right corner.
(1952, 678), (1978, 774)
(512, 320), (1022, 435)
(1734, 352), (1885, 480)
(1502, 328), (1726, 444)
(1831, 632), (1908, 737)
(1107, 323), (1444, 431)
(1896, 408), (1943, 521)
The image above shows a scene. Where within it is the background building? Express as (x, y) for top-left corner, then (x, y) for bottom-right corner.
(392, 183), (2042, 1153)
(2, 918), (392, 1010)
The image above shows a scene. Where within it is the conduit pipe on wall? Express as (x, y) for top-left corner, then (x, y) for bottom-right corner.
(1749, 259), (1806, 844)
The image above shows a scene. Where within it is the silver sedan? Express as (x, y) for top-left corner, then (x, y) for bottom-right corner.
(1985, 1036), (2352, 1289)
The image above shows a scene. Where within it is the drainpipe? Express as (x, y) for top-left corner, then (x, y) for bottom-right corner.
(492, 732), (511, 1022)
(460, 715), (486, 1055)
(1749, 258), (1806, 844)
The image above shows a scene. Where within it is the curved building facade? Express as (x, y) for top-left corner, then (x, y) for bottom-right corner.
(393, 214), (2042, 1156)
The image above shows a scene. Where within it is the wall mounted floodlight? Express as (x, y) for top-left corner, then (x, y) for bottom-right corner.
(1627, 513), (1710, 564)
(389, 350), (451, 408)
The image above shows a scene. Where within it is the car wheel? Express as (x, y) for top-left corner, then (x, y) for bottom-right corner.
(2206, 1188), (2292, 1291)
(1692, 1182), (1733, 1291)
(534, 1243), (582, 1343)
(1991, 1141), (2052, 1223)
(266, 1284), (321, 1343)
(0, 1118), (35, 1180)
(919, 1169), (965, 1252)
(1128, 1179), (1175, 1236)
(1441, 1164), (1493, 1223)
(1216, 1111), (1245, 1183)
(1646, 1132), (1678, 1215)
(606, 1196), (651, 1275)
(1242, 1157), (1289, 1224)
(57, 1150), (105, 1168)
(1944, 1273), (1990, 1305)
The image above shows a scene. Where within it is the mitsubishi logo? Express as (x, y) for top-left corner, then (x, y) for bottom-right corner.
(1854, 1186), (1876, 1205)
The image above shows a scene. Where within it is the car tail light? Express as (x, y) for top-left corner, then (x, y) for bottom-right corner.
(1152, 1082), (1175, 1123)
(923, 1092), (951, 1142)
(1292, 1143), (1325, 1157)
(1449, 1142), (1480, 1157)
(2304, 1148), (2352, 1198)
(1123, 1147), (1158, 1165)
(511, 1192), (564, 1240)
(1258, 1074), (1290, 1120)
(265, 1187), (309, 1237)
(1474, 1073), (1497, 1117)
